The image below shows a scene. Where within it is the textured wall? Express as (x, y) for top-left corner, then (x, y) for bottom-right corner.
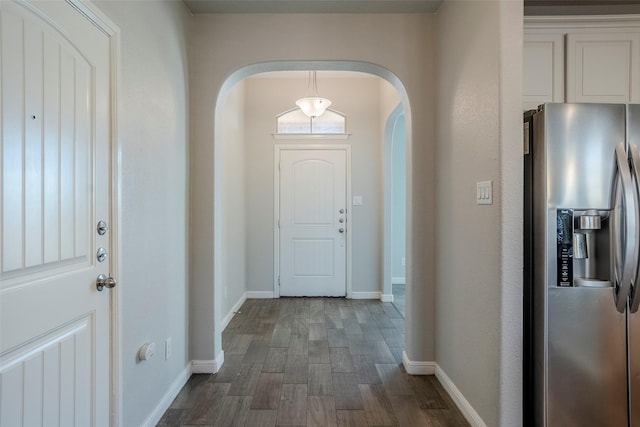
(391, 114), (407, 281)
(435, 0), (523, 425)
(218, 81), (247, 317)
(94, 1), (191, 425)
(189, 13), (436, 365)
(499, 1), (525, 425)
(435, 1), (501, 425)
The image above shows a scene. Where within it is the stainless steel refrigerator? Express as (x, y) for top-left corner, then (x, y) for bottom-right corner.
(524, 103), (640, 426)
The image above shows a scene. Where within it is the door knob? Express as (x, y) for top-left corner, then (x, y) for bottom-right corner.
(96, 274), (117, 291)
(339, 228), (345, 233)
(339, 209), (345, 214)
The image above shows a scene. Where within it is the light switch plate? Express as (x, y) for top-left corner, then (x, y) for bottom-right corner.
(477, 181), (492, 205)
(353, 196), (363, 206)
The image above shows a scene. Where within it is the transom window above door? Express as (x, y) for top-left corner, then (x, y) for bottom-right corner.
(275, 107), (348, 135)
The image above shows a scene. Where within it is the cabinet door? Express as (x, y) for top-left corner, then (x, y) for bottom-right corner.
(524, 33), (564, 110)
(567, 32), (640, 103)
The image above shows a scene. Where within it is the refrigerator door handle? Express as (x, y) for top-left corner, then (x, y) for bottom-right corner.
(612, 142), (638, 313)
(629, 143), (640, 313)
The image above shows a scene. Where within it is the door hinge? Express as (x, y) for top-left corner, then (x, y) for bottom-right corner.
(278, 276), (281, 287)
(278, 218), (280, 228)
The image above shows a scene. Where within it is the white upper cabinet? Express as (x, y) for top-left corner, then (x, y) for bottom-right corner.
(524, 34), (564, 110)
(524, 16), (640, 109)
(566, 32), (640, 103)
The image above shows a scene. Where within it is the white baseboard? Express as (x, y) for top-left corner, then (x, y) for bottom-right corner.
(402, 351), (436, 375)
(141, 363), (191, 427)
(351, 291), (381, 299)
(380, 293), (394, 302)
(246, 291), (274, 299)
(391, 277), (406, 285)
(215, 350), (224, 371)
(351, 291), (395, 302)
(222, 293), (247, 331)
(191, 359), (216, 374)
(191, 350), (224, 374)
(435, 365), (487, 427)
(400, 353), (486, 427)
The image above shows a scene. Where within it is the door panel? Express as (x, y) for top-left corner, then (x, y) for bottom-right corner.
(629, 103), (640, 427)
(566, 32), (640, 103)
(1, 2), (94, 281)
(1, 316), (93, 426)
(547, 288), (627, 427)
(279, 149), (347, 297)
(293, 239), (334, 276)
(523, 33), (564, 110)
(0, 1), (112, 425)
(630, 309), (640, 427)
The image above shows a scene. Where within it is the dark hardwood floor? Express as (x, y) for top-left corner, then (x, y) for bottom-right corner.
(158, 298), (469, 427)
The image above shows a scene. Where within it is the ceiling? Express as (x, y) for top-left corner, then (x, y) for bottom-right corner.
(525, 0), (640, 15)
(183, 0), (442, 14)
(183, 0), (640, 15)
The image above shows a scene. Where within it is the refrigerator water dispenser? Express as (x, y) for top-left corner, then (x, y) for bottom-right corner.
(573, 210), (612, 288)
(556, 208), (612, 287)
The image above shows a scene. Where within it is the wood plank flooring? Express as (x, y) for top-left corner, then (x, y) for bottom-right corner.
(158, 298), (469, 427)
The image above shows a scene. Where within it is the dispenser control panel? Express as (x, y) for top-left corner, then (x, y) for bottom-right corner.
(557, 209), (573, 287)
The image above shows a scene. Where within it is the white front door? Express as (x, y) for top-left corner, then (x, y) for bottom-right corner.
(278, 148), (348, 297)
(0, 1), (113, 425)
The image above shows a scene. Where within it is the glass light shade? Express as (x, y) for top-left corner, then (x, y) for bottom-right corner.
(296, 96), (332, 118)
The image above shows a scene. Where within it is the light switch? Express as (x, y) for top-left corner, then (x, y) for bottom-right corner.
(353, 196), (363, 206)
(476, 181), (492, 205)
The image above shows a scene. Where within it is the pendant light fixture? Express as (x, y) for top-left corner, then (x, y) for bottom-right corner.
(296, 71), (332, 118)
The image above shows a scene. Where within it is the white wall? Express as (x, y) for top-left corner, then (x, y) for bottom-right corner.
(243, 75), (386, 295)
(498, 2), (524, 425)
(380, 84), (403, 297)
(218, 81), (247, 316)
(434, 0), (523, 425)
(93, 1), (191, 425)
(391, 114), (406, 281)
(189, 13), (436, 365)
(435, 2), (500, 423)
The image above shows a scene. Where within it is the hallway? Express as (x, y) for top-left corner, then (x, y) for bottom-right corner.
(158, 298), (468, 426)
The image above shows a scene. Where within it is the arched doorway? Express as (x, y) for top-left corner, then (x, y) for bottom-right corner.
(190, 61), (425, 375)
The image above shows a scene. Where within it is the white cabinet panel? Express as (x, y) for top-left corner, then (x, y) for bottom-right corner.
(524, 33), (565, 110)
(567, 32), (640, 103)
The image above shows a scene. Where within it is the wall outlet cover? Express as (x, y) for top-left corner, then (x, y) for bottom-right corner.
(138, 342), (156, 362)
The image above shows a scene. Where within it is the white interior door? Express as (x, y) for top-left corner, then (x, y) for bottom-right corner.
(0, 1), (112, 425)
(279, 148), (347, 297)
